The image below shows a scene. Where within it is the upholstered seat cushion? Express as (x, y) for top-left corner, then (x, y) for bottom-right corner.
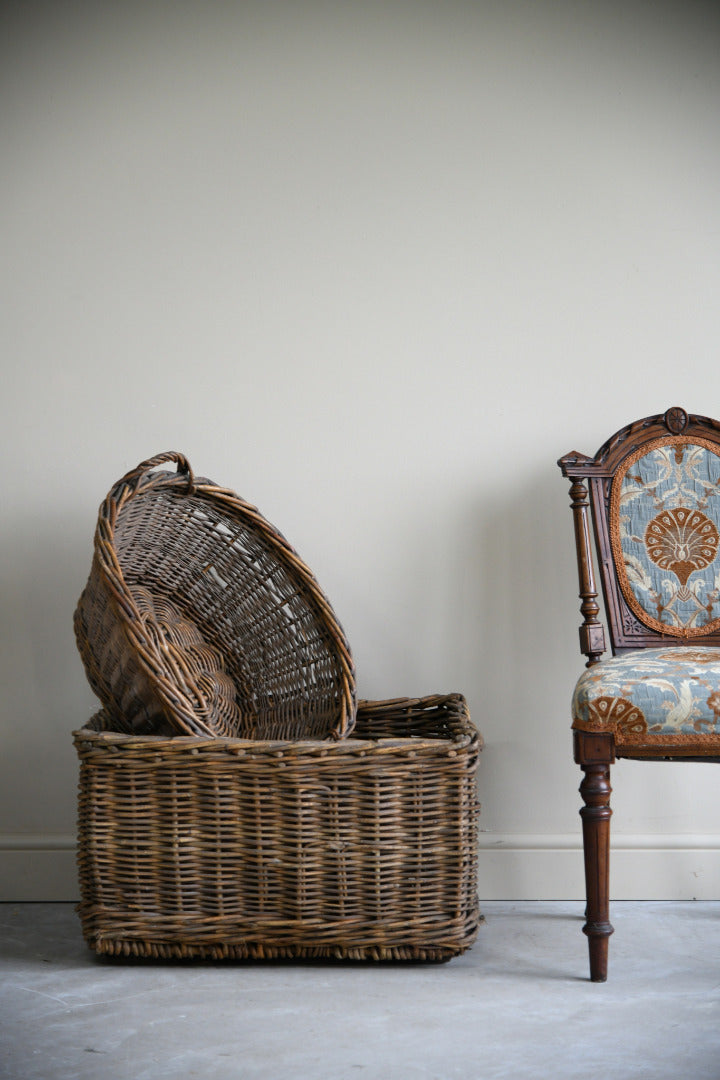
(572, 646), (720, 755)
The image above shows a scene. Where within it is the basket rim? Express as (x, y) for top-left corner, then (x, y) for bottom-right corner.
(73, 695), (482, 755)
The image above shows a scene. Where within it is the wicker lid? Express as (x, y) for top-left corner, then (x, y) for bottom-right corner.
(74, 452), (356, 740)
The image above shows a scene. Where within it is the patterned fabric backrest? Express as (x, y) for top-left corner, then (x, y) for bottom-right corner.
(611, 437), (720, 637)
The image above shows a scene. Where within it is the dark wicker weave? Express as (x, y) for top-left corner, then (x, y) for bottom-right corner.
(74, 694), (482, 962)
(74, 452), (356, 741)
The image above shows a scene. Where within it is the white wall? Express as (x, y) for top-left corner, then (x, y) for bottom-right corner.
(3, 0), (720, 901)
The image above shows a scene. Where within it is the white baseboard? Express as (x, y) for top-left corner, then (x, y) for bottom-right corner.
(477, 833), (720, 900)
(0, 836), (78, 902)
(2, 833), (720, 902)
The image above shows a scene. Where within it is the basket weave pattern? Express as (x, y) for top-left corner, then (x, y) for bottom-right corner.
(74, 453), (356, 741)
(74, 694), (481, 962)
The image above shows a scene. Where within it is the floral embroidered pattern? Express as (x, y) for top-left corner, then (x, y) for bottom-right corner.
(611, 439), (720, 635)
(573, 646), (720, 741)
(645, 508), (719, 588)
(585, 696), (647, 737)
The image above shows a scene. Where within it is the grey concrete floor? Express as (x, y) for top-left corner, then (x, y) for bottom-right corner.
(2, 902), (720, 1080)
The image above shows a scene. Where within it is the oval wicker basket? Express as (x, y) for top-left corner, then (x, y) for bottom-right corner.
(74, 452), (356, 740)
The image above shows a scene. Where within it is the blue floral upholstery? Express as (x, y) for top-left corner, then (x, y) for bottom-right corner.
(573, 646), (720, 753)
(611, 439), (720, 636)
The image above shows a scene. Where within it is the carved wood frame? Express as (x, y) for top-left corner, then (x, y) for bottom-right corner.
(559, 406), (720, 661)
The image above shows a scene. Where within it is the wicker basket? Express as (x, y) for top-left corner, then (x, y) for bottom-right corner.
(74, 693), (482, 962)
(74, 452), (355, 741)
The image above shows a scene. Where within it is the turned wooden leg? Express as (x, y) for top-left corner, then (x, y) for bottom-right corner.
(579, 763), (613, 981)
(574, 731), (615, 982)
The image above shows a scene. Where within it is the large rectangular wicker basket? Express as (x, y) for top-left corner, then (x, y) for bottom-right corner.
(74, 694), (482, 962)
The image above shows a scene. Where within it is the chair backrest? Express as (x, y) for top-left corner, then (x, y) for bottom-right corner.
(559, 406), (720, 664)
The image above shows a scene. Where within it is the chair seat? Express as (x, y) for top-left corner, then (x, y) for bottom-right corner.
(572, 646), (720, 755)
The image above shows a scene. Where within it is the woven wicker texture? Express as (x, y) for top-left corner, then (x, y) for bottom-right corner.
(74, 452), (356, 740)
(74, 694), (482, 962)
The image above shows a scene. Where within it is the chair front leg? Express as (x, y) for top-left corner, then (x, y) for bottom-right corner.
(574, 731), (615, 982)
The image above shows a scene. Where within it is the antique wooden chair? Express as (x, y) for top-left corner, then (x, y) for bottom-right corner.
(559, 406), (720, 981)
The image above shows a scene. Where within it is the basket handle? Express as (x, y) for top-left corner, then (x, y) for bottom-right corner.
(115, 451), (196, 497)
